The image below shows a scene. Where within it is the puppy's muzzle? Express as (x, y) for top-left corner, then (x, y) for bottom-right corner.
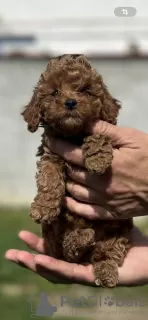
(65, 99), (77, 110)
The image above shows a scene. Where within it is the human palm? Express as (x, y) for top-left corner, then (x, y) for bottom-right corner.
(5, 226), (148, 286)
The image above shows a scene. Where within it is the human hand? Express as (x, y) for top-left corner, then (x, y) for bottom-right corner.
(47, 120), (148, 219)
(5, 227), (148, 286)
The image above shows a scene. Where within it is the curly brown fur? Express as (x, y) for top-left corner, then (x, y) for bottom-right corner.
(21, 54), (133, 287)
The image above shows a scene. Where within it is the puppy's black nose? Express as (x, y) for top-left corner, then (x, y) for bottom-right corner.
(65, 99), (77, 110)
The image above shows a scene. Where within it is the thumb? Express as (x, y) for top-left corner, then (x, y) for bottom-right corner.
(88, 120), (129, 147)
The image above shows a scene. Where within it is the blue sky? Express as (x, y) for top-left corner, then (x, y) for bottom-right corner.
(0, 0), (147, 19)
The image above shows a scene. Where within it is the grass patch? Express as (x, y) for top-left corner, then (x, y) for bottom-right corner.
(0, 207), (74, 319)
(0, 295), (88, 320)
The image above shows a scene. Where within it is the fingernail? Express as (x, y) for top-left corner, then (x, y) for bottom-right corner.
(66, 182), (73, 190)
(5, 251), (14, 260)
(65, 163), (71, 169)
(5, 252), (18, 263)
(66, 165), (73, 174)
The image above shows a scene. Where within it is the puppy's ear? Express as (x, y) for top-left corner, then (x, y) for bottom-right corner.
(21, 91), (40, 132)
(101, 93), (121, 125)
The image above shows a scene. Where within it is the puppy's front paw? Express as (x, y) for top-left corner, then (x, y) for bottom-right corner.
(82, 134), (113, 173)
(30, 201), (60, 224)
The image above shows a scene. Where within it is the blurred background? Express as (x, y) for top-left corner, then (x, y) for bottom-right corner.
(0, 0), (148, 319)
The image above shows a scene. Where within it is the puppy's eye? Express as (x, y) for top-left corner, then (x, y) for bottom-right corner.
(86, 89), (91, 96)
(51, 90), (59, 96)
(79, 87), (91, 95)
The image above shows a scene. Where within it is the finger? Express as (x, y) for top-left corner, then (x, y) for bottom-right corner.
(19, 230), (45, 254)
(63, 197), (115, 220)
(5, 250), (37, 271)
(67, 156), (122, 193)
(49, 137), (120, 168)
(34, 254), (94, 284)
(88, 120), (124, 146)
(18, 232), (73, 283)
(89, 120), (146, 148)
(66, 181), (104, 205)
(67, 165), (115, 197)
(48, 138), (85, 167)
(5, 250), (69, 284)
(67, 165), (103, 190)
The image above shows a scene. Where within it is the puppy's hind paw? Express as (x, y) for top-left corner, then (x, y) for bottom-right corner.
(63, 228), (95, 262)
(93, 260), (118, 288)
